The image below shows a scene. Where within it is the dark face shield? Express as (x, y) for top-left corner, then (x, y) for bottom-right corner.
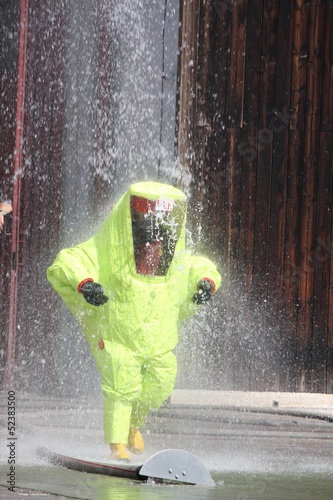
(130, 195), (186, 276)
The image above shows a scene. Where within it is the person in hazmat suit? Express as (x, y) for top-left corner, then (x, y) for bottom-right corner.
(47, 181), (221, 462)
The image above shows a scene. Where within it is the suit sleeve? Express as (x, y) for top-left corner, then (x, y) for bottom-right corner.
(188, 255), (222, 294)
(178, 253), (222, 323)
(47, 239), (99, 297)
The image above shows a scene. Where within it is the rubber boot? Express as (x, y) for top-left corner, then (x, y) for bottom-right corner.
(110, 444), (131, 462)
(127, 428), (144, 454)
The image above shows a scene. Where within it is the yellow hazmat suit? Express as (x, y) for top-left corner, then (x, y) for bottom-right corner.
(47, 182), (221, 447)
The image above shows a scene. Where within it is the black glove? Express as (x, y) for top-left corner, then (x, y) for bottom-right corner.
(80, 282), (109, 306)
(192, 279), (213, 304)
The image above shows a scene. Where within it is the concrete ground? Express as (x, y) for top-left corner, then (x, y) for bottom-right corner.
(0, 390), (332, 498)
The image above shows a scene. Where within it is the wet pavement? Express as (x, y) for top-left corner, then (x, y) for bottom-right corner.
(0, 390), (333, 499)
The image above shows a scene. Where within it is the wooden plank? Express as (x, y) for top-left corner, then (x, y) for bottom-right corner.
(177, 0), (200, 169)
(226, 128), (242, 278)
(207, 0), (233, 261)
(321, 0), (333, 132)
(297, 0), (326, 391)
(281, 130), (303, 392)
(93, 1), (118, 209)
(253, 0), (279, 303)
(195, 0), (214, 238)
(210, 0), (232, 131)
(283, 130), (303, 313)
(324, 133), (333, 393)
(196, 0), (214, 130)
(236, 0), (263, 391)
(0, 67), (17, 388)
(18, 8), (41, 376)
(290, 0), (310, 130)
(311, 132), (333, 392)
(226, 0), (247, 128)
(266, 0), (293, 391)
(258, 0), (279, 129)
(0, 1), (20, 387)
(208, 134), (228, 250)
(15, 0), (67, 393)
(252, 29), (275, 388)
(238, 0), (263, 296)
(272, 0), (294, 194)
(178, 0), (204, 243)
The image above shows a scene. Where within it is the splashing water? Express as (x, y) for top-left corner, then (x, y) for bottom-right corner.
(46, 0), (186, 401)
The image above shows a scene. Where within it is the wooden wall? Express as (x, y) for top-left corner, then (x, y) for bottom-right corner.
(0, 0), (20, 386)
(0, 0), (66, 391)
(178, 0), (333, 392)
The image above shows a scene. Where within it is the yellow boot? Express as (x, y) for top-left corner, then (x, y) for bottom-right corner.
(127, 428), (144, 454)
(110, 444), (131, 462)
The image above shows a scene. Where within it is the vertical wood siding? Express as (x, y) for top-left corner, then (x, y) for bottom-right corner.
(0, 0), (20, 387)
(178, 0), (333, 392)
(0, 0), (66, 391)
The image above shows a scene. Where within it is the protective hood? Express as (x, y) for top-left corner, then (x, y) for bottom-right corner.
(94, 181), (187, 280)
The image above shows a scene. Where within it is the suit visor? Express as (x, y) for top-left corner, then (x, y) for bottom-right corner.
(130, 195), (186, 275)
